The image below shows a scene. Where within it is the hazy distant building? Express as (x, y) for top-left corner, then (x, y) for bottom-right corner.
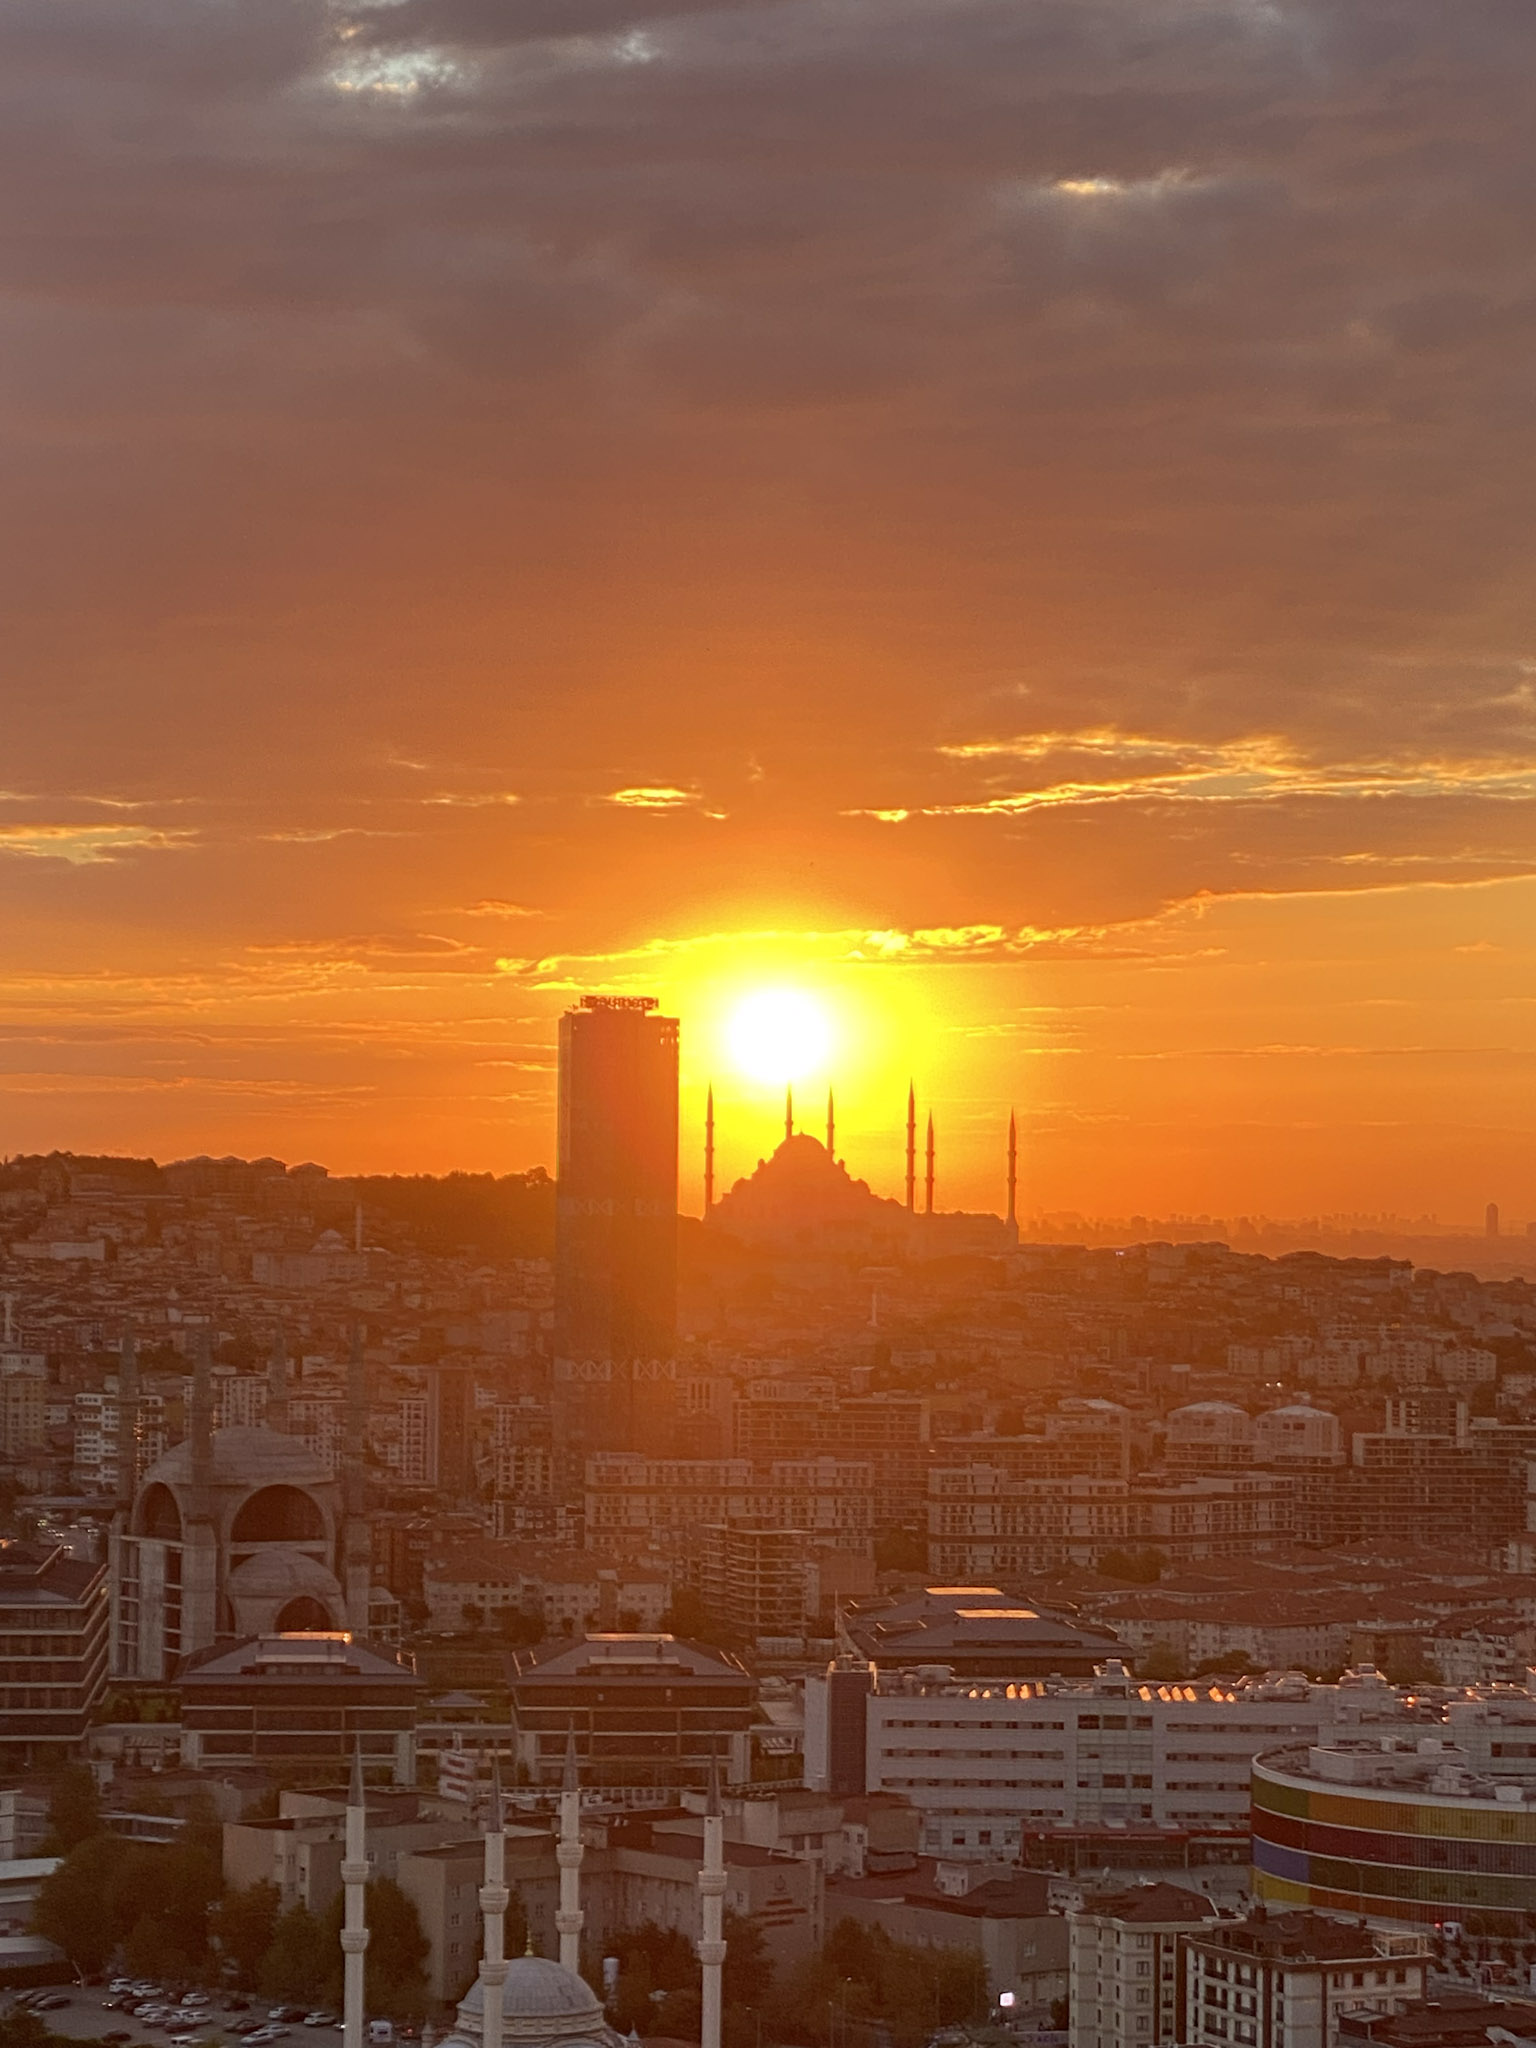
(113, 1343), (371, 1679)
(554, 996), (678, 1452)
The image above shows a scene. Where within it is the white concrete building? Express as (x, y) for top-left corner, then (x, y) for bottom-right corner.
(816, 1665), (1422, 1861)
(1069, 1881), (1216, 2048)
(1182, 1912), (1427, 2048)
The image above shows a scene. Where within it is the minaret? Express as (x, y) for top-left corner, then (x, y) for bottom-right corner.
(555, 1727), (584, 1974)
(268, 1326), (290, 1436)
(477, 1753), (509, 2048)
(704, 1086), (715, 1214)
(826, 1089), (835, 1157)
(904, 1085), (917, 1211)
(697, 1750), (726, 2048)
(115, 1326), (140, 1510)
(341, 1744), (370, 2048)
(1006, 1112), (1018, 1243)
(924, 1113), (935, 1216)
(342, 1325), (372, 1636)
(182, 1328), (220, 1657)
(109, 1326), (141, 1678)
(784, 1086), (794, 1142)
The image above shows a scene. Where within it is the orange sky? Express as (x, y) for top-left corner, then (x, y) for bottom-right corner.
(3, 0), (1536, 1223)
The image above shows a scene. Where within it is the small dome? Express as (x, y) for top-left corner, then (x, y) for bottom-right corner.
(142, 1425), (334, 1493)
(455, 1957), (619, 2045)
(226, 1548), (342, 1600)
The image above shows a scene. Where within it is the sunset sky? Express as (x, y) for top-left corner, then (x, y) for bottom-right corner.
(5, 0), (1536, 1221)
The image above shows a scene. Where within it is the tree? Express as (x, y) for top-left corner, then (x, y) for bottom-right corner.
(321, 1879), (430, 2021)
(461, 1602), (485, 1633)
(41, 1764), (101, 1854)
(259, 1904), (331, 2003)
(873, 1526), (926, 1574)
(723, 1909), (772, 2012)
(32, 1831), (130, 1972)
(1137, 1644), (1183, 1681)
(770, 1921), (986, 2048)
(1096, 1548), (1165, 1585)
(213, 1882), (283, 1989)
(0, 2010), (54, 2048)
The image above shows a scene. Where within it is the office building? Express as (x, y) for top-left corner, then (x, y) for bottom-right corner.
(1069, 1881), (1217, 2048)
(180, 1631), (422, 1781)
(0, 1539), (110, 1770)
(554, 995), (679, 1451)
(1182, 1911), (1428, 2048)
(1252, 1738), (1536, 1929)
(507, 1632), (753, 1794)
(816, 1661), (1344, 1861)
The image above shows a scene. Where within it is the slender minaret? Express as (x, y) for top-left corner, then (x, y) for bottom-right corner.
(784, 1086), (794, 1142)
(341, 1744), (370, 2048)
(342, 1325), (372, 1635)
(555, 1727), (584, 1974)
(478, 1752), (509, 2048)
(905, 1085), (917, 1211)
(1006, 1112), (1018, 1243)
(182, 1328), (220, 1657)
(268, 1326), (290, 1436)
(703, 1086), (716, 1213)
(826, 1089), (835, 1157)
(109, 1326), (141, 1678)
(697, 1750), (726, 2048)
(924, 1113), (935, 1216)
(115, 1326), (140, 1510)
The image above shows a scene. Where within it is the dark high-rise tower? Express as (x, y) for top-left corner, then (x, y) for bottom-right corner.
(554, 996), (679, 1445)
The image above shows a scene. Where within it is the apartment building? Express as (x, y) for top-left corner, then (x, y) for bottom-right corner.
(1069, 1881), (1217, 2048)
(927, 1469), (1296, 1578)
(585, 1452), (875, 1545)
(1182, 1912), (1428, 2048)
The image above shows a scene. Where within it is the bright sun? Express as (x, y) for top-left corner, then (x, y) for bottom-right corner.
(728, 987), (834, 1086)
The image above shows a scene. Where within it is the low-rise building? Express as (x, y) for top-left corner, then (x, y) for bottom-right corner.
(828, 1858), (1068, 2008)
(1069, 1880), (1217, 2048)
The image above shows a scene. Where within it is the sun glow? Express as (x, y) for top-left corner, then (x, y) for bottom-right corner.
(727, 987), (834, 1086)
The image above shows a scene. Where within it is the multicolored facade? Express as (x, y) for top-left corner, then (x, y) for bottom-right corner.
(1252, 1748), (1536, 1927)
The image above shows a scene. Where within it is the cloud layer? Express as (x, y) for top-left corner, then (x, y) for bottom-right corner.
(3, 0), (1536, 1208)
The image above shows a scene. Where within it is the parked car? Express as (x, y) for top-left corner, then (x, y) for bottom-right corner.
(36, 1996), (72, 2011)
(303, 2015), (338, 2029)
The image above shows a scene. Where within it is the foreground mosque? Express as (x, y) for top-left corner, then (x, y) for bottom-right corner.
(339, 1738), (728, 2048)
(111, 1327), (371, 1679)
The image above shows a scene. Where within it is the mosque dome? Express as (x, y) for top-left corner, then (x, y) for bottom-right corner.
(451, 1957), (621, 2048)
(225, 1547), (343, 1600)
(142, 1425), (333, 1491)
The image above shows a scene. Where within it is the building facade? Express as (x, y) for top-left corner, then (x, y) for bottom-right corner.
(1252, 1740), (1536, 1929)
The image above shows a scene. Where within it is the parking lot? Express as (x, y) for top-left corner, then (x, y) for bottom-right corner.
(2, 1984), (353, 2048)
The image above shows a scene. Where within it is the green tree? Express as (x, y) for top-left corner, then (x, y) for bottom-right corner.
(32, 1831), (130, 1972)
(41, 1764), (102, 1854)
(321, 1879), (430, 2021)
(770, 1921), (985, 2048)
(1137, 1644), (1183, 1681)
(723, 1909), (772, 2011)
(212, 1882), (283, 1989)
(0, 2009), (54, 2048)
(260, 1903), (332, 2002)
